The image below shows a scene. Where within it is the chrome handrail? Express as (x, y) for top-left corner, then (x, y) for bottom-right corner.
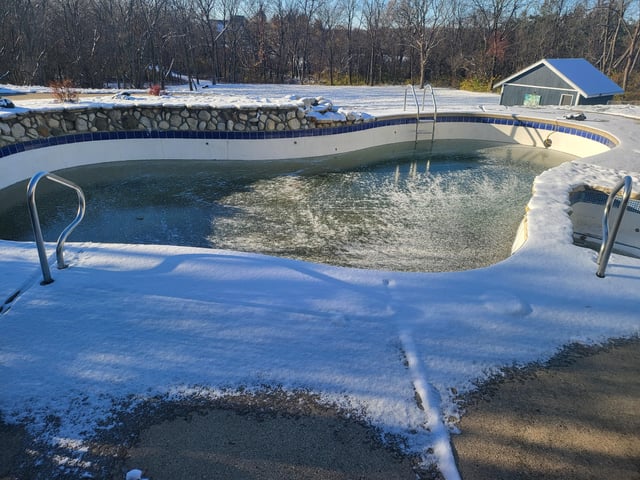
(404, 84), (438, 145)
(402, 83), (437, 115)
(404, 84), (420, 114)
(596, 175), (633, 278)
(27, 171), (86, 284)
(422, 84), (437, 124)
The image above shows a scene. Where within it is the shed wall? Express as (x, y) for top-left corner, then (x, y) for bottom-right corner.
(500, 84), (579, 106)
(514, 64), (573, 90)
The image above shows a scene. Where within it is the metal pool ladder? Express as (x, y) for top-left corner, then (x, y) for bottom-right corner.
(27, 171), (86, 284)
(596, 175), (633, 278)
(404, 84), (437, 146)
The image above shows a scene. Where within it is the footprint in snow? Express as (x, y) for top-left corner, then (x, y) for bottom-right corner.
(480, 291), (532, 316)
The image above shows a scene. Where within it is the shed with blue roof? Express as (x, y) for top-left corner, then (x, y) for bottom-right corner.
(493, 58), (623, 107)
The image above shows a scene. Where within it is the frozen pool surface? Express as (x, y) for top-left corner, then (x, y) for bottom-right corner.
(0, 142), (573, 272)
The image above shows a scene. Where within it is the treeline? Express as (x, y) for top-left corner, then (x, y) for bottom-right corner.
(1, 0), (639, 95)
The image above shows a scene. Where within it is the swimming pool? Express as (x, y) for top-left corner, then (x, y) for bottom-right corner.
(0, 140), (574, 272)
(0, 100), (620, 274)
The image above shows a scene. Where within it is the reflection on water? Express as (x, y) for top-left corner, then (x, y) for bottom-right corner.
(0, 142), (573, 272)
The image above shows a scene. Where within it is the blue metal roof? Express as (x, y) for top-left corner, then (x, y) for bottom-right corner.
(545, 58), (623, 97)
(494, 58), (624, 98)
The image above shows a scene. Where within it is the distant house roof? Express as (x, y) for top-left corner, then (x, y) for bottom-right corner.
(494, 58), (624, 98)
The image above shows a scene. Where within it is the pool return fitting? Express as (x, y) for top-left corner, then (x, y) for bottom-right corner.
(27, 171), (86, 284)
(596, 175), (633, 278)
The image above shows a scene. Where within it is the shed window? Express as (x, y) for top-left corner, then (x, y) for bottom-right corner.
(523, 93), (540, 106)
(560, 94), (574, 106)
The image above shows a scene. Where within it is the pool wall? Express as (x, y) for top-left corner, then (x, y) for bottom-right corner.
(0, 105), (617, 190)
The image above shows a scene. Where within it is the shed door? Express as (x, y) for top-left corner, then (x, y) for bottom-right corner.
(560, 94), (574, 106)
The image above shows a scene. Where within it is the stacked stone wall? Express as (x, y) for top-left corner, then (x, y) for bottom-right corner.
(0, 103), (367, 148)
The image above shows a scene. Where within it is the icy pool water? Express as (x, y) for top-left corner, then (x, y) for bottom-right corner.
(0, 141), (574, 272)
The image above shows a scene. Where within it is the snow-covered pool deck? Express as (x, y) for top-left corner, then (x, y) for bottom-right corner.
(1, 85), (639, 478)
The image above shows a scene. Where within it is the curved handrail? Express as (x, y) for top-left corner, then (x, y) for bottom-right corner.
(402, 83), (438, 116)
(403, 84), (420, 113)
(27, 171), (86, 284)
(596, 175), (633, 278)
(404, 84), (438, 146)
(422, 84), (437, 122)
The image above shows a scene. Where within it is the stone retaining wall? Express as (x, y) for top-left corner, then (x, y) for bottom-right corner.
(0, 103), (368, 148)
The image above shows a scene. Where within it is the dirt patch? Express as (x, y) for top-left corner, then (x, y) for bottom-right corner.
(451, 337), (640, 480)
(111, 395), (422, 480)
(0, 390), (428, 480)
(92, 389), (427, 480)
(0, 416), (27, 480)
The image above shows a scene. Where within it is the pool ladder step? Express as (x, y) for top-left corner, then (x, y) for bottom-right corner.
(404, 84), (437, 146)
(416, 118), (435, 141)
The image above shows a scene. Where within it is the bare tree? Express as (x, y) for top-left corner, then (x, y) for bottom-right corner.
(470, 0), (525, 83)
(192, 0), (221, 84)
(522, 0), (571, 59)
(219, 0), (244, 82)
(269, 0), (299, 82)
(313, 0), (344, 83)
(244, 1), (270, 81)
(2, 0), (53, 84)
(296, 0), (321, 83)
(87, 0), (126, 88)
(1, 0), (638, 91)
(592, 0), (631, 74)
(362, 0), (386, 85)
(48, 0), (109, 86)
(613, 0), (640, 90)
(341, 0), (360, 84)
(395, 0), (453, 87)
(0, 0), (25, 83)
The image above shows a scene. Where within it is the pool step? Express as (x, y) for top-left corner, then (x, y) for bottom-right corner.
(403, 84), (437, 146)
(417, 119), (435, 134)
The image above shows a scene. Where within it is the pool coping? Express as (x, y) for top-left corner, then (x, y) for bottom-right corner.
(0, 111), (619, 159)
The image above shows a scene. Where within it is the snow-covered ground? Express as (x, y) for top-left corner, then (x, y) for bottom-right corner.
(1, 83), (640, 479)
(1, 81), (504, 119)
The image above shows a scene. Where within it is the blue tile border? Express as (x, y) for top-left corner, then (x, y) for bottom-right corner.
(433, 114), (617, 148)
(0, 114), (617, 159)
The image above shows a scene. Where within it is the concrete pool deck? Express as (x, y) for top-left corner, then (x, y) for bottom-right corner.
(1, 88), (640, 479)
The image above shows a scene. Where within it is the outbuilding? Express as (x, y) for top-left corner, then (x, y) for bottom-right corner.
(493, 58), (623, 107)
